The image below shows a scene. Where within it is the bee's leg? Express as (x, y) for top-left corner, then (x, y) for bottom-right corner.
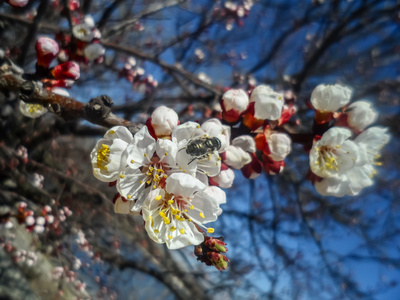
(188, 157), (197, 165)
(178, 147), (186, 152)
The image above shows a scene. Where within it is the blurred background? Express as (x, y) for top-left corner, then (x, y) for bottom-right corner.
(0, 0), (400, 299)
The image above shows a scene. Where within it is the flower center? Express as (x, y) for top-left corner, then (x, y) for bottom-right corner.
(97, 144), (110, 170)
(316, 146), (339, 172)
(149, 193), (214, 239)
(27, 104), (44, 114)
(142, 163), (167, 189)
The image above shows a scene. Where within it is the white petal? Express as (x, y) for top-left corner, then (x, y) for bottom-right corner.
(166, 173), (206, 198)
(172, 122), (205, 142)
(204, 186), (226, 216)
(347, 101), (377, 132)
(232, 135), (256, 153)
(224, 145), (251, 169)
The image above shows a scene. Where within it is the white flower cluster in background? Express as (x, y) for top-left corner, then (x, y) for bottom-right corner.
(91, 107), (232, 249)
(309, 84), (390, 197)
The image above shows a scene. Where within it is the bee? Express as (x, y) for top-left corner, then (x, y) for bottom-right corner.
(181, 136), (222, 164)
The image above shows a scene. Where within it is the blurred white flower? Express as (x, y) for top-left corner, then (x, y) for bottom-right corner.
(311, 84), (352, 112)
(346, 101), (377, 132)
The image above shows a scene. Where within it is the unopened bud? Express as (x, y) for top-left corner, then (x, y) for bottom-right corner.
(205, 237), (228, 253)
(35, 37), (59, 68)
(150, 106), (179, 137)
(221, 89), (249, 123)
(207, 252), (229, 271)
(51, 62), (80, 80)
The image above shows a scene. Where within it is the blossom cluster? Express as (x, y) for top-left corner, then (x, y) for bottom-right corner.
(55, 14), (105, 64)
(212, 0), (254, 31)
(220, 85), (296, 178)
(91, 106), (228, 254)
(308, 84), (390, 197)
(119, 57), (158, 95)
(19, 37), (80, 118)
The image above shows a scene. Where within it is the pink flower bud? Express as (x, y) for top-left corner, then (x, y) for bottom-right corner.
(221, 89), (249, 123)
(267, 133), (291, 161)
(149, 106), (179, 137)
(223, 145), (251, 169)
(35, 37), (59, 68)
(51, 62), (80, 80)
(207, 252), (229, 271)
(210, 164), (234, 188)
(6, 0), (29, 7)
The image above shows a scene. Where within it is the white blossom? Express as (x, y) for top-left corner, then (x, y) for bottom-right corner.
(19, 100), (47, 118)
(267, 133), (292, 161)
(309, 127), (359, 178)
(117, 126), (180, 212)
(90, 126), (133, 182)
(346, 101), (377, 132)
(72, 24), (94, 42)
(311, 84), (352, 112)
(84, 43), (105, 60)
(250, 85), (284, 120)
(173, 122), (222, 178)
(142, 173), (223, 249)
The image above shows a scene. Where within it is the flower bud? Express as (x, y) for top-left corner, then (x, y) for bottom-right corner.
(209, 164), (234, 188)
(84, 43), (105, 61)
(250, 85), (284, 120)
(51, 62), (80, 80)
(149, 106), (179, 138)
(346, 101), (377, 132)
(207, 252), (229, 271)
(221, 89), (249, 123)
(311, 84), (351, 112)
(35, 37), (59, 68)
(267, 133), (291, 161)
(204, 237), (228, 253)
(223, 145), (251, 169)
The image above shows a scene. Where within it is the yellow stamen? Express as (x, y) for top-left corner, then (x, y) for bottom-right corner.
(130, 160), (135, 164)
(155, 195), (162, 201)
(109, 130), (115, 134)
(200, 212), (205, 219)
(168, 235), (173, 239)
(120, 174), (125, 179)
(207, 228), (215, 233)
(180, 228), (185, 234)
(127, 195), (131, 199)
(170, 226), (176, 232)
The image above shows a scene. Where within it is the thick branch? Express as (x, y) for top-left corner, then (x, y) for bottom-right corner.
(0, 58), (142, 132)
